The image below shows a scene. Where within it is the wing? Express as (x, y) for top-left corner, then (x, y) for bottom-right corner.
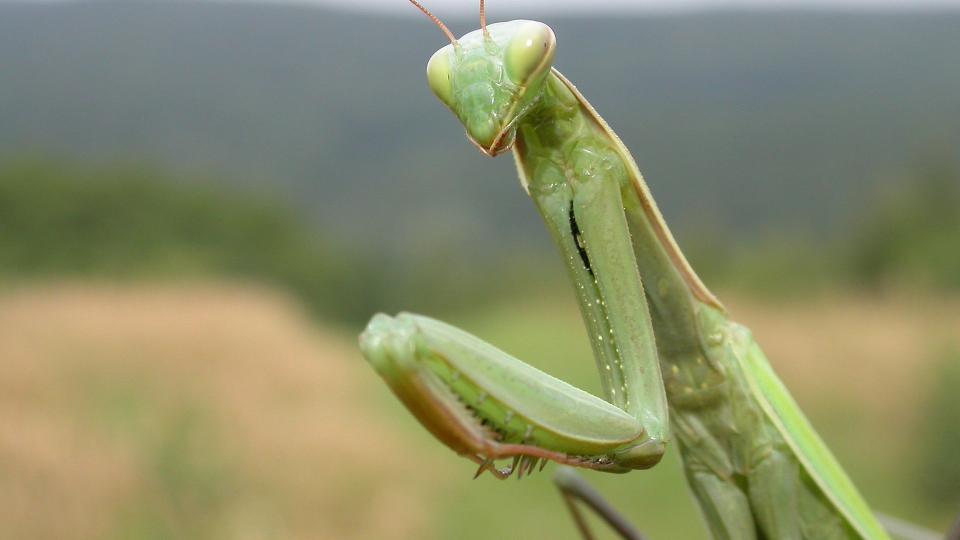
(734, 326), (890, 539)
(546, 68), (723, 312)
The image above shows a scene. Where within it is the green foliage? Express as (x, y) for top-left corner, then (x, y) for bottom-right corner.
(917, 347), (960, 507)
(1, 161), (295, 274)
(3, 155), (958, 329)
(684, 230), (841, 298)
(0, 158), (553, 324)
(0, 159), (356, 318)
(848, 163), (960, 291)
(684, 161), (960, 297)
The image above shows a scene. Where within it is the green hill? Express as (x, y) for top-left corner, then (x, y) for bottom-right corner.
(1, 2), (958, 264)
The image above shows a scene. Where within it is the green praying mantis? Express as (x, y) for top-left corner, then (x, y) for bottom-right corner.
(358, 2), (955, 539)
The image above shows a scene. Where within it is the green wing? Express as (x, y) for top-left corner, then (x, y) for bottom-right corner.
(545, 69), (723, 312)
(735, 326), (890, 539)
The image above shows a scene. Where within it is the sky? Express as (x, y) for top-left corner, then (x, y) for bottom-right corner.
(312, 0), (960, 14)
(3, 0), (959, 12)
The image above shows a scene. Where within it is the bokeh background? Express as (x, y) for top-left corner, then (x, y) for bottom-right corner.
(1, 0), (959, 538)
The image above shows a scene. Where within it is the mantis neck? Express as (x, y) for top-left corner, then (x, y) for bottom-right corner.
(515, 71), (726, 396)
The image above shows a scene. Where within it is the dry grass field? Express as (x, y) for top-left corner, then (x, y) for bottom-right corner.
(730, 294), (959, 436)
(0, 283), (956, 539)
(0, 283), (448, 540)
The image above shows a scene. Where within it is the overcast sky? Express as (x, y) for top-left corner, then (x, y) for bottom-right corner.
(312, 0), (960, 14)
(4, 0), (958, 13)
(4, 0), (959, 14)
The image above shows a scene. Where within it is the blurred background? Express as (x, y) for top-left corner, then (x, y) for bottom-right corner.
(1, 0), (959, 538)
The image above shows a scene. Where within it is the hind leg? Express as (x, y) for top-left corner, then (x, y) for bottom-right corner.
(553, 466), (646, 540)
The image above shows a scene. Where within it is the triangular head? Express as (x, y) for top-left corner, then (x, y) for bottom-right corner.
(426, 20), (556, 156)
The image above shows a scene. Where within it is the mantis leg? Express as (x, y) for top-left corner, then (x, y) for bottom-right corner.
(553, 466), (645, 540)
(360, 313), (657, 476)
(747, 444), (803, 540)
(364, 142), (674, 474)
(748, 444), (851, 539)
(679, 451), (756, 540)
(687, 471), (756, 540)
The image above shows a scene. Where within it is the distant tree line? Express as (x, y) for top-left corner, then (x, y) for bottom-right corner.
(686, 161), (960, 297)
(0, 159), (357, 320)
(1, 158), (957, 326)
(847, 163), (960, 291)
(0, 159), (545, 325)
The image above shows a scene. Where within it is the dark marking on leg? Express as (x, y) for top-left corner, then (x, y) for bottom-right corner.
(569, 201), (594, 277)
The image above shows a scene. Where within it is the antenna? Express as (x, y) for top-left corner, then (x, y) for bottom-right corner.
(407, 0), (457, 46)
(480, 0), (489, 38)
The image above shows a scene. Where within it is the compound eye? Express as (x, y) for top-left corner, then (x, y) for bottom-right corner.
(505, 22), (555, 84)
(426, 47), (455, 107)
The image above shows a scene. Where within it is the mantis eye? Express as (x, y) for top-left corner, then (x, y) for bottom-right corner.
(505, 22), (555, 85)
(426, 47), (454, 107)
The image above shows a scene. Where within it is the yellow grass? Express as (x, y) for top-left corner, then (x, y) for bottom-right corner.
(0, 283), (447, 540)
(728, 294), (960, 436)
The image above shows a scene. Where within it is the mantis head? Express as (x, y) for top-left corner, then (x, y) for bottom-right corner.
(425, 19), (556, 156)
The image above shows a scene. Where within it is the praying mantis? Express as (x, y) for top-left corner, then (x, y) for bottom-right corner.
(359, 2), (952, 538)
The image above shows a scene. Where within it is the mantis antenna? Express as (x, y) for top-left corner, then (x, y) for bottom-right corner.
(480, 0), (490, 38)
(407, 0), (458, 46)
